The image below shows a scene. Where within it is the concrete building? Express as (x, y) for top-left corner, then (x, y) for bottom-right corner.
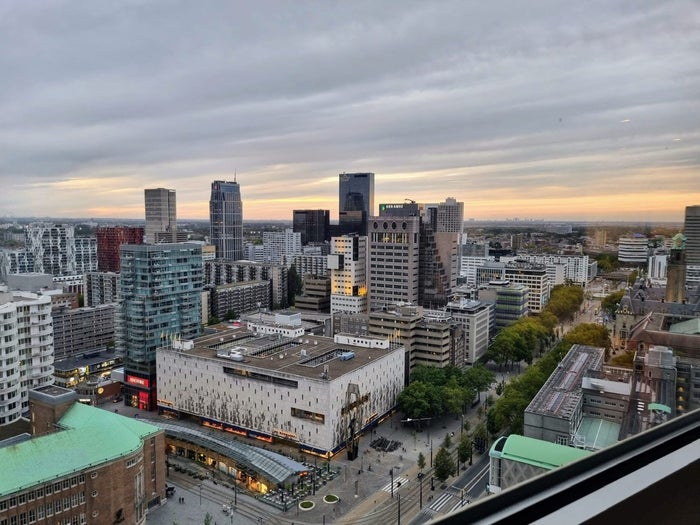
(209, 180), (243, 261)
(208, 280), (271, 320)
(83, 271), (119, 306)
(51, 304), (116, 361)
(648, 254), (668, 284)
(488, 283), (529, 331)
(515, 254), (594, 285)
(24, 223), (97, 277)
(617, 234), (649, 265)
(0, 289), (55, 425)
(444, 298), (492, 365)
(204, 259), (288, 309)
(0, 250), (35, 279)
(284, 253), (329, 278)
(329, 235), (368, 315)
(144, 188), (177, 244)
(293, 209), (330, 245)
(156, 328), (403, 457)
(368, 208), (421, 311)
(460, 255), (491, 287)
(684, 205), (700, 269)
(96, 226), (144, 272)
(338, 172), (374, 236)
(263, 229), (302, 264)
(524, 344), (605, 445)
(116, 243), (203, 411)
(488, 434), (590, 495)
(0, 387), (166, 525)
(504, 261), (549, 313)
(294, 275), (331, 312)
(666, 235), (686, 302)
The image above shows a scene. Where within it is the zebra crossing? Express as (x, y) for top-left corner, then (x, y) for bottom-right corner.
(429, 492), (455, 512)
(380, 476), (409, 493)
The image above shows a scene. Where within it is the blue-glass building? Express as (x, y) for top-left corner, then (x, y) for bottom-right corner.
(338, 172), (374, 236)
(210, 180), (243, 260)
(116, 243), (203, 410)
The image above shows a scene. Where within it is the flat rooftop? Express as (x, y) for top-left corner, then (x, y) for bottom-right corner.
(161, 326), (399, 380)
(525, 345), (605, 419)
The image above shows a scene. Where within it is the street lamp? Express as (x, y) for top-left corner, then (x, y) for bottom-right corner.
(430, 440), (433, 468)
(390, 467), (394, 499)
(198, 483), (202, 505)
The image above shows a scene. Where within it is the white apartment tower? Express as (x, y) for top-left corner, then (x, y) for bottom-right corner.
(0, 290), (55, 426)
(329, 235), (368, 314)
(263, 229), (302, 264)
(25, 223), (98, 276)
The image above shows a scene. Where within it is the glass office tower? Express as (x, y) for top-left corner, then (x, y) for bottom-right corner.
(210, 180), (243, 260)
(116, 243), (202, 410)
(338, 172), (374, 236)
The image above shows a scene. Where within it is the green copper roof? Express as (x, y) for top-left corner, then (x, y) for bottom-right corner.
(0, 403), (161, 496)
(490, 434), (591, 470)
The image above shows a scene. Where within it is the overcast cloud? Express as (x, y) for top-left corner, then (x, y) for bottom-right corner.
(1, 0), (698, 221)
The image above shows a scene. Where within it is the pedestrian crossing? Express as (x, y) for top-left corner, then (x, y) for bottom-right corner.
(380, 476), (409, 493)
(429, 492), (455, 512)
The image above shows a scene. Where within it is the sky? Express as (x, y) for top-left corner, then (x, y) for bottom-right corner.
(1, 1), (699, 223)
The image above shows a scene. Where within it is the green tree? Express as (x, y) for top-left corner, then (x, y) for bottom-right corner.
(287, 265), (303, 305)
(564, 323), (612, 351)
(457, 435), (472, 469)
(462, 364), (495, 403)
(208, 316), (221, 325)
(224, 309), (237, 321)
(443, 432), (452, 449)
(397, 381), (443, 420)
(417, 452), (426, 472)
(204, 513), (212, 525)
(433, 447), (455, 482)
(442, 378), (466, 417)
(601, 290), (624, 316)
(627, 269), (639, 286)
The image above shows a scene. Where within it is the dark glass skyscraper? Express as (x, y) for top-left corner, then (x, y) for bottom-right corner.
(210, 180), (243, 260)
(293, 209), (330, 244)
(338, 172), (374, 236)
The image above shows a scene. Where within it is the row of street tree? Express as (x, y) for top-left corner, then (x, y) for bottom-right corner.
(397, 364), (495, 422)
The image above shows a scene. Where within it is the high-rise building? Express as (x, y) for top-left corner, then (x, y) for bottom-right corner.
(84, 271), (119, 306)
(263, 229), (302, 264)
(25, 223), (99, 276)
(293, 209), (330, 245)
(329, 235), (368, 314)
(684, 205), (700, 285)
(116, 243), (202, 410)
(0, 289), (55, 425)
(617, 235), (649, 265)
(96, 226), (144, 272)
(421, 198), (463, 306)
(338, 172), (374, 236)
(684, 205), (700, 264)
(368, 204), (421, 311)
(209, 180), (243, 260)
(144, 188), (177, 244)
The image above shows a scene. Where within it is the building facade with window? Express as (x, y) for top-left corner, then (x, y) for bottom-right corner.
(0, 386), (165, 525)
(116, 243), (203, 411)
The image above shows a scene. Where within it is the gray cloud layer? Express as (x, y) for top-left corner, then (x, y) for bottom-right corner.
(1, 1), (698, 220)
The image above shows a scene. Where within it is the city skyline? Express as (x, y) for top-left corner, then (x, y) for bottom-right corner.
(1, 2), (699, 222)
